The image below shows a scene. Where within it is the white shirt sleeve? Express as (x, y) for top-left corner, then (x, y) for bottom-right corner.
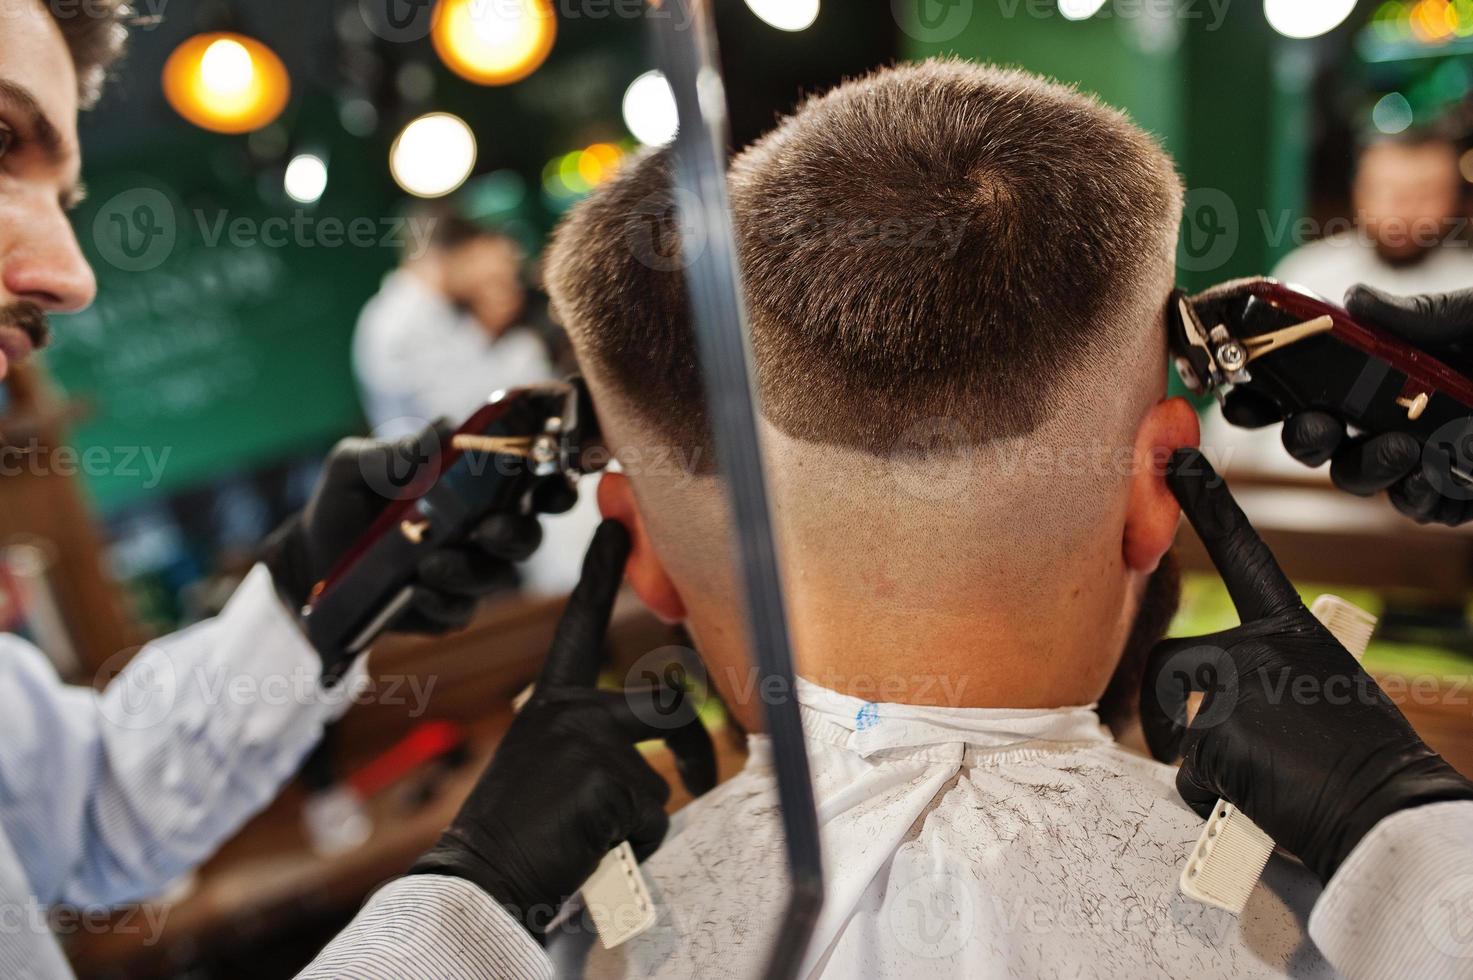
(1309, 799), (1473, 979)
(0, 564), (364, 907)
(297, 875), (554, 980)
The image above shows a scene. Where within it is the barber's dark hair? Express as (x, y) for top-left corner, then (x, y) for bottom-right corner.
(44, 0), (134, 108)
(402, 202), (518, 260)
(547, 59), (1183, 458)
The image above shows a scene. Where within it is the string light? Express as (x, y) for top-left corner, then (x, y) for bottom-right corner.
(1264, 0), (1358, 37)
(162, 33), (291, 134)
(1059, 0), (1108, 20)
(743, 0), (820, 31)
(432, 0), (557, 86)
(622, 71), (678, 147)
(284, 154), (329, 204)
(391, 113), (477, 198)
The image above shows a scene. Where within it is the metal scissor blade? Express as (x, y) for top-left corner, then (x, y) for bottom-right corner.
(649, 2), (824, 976)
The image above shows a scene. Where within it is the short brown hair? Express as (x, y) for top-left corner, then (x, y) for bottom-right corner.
(548, 60), (1182, 458)
(44, 0), (132, 107)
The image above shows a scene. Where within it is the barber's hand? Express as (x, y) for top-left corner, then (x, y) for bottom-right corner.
(264, 424), (572, 672)
(1274, 285), (1473, 525)
(410, 521), (690, 935)
(1141, 449), (1473, 884)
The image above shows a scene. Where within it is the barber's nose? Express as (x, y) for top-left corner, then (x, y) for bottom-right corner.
(3, 210), (98, 313)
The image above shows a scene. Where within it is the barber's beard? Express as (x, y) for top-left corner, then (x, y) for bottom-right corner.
(0, 302), (50, 351)
(1096, 551), (1182, 739)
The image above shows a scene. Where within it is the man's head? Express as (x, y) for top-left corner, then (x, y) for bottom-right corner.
(0, 0), (127, 379)
(1354, 132), (1466, 263)
(548, 60), (1197, 721)
(409, 212), (526, 340)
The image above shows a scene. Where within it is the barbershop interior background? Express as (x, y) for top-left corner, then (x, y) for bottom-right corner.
(6, 0), (1472, 974)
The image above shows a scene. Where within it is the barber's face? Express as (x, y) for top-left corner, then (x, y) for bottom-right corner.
(1355, 142), (1466, 262)
(0, 3), (97, 380)
(444, 237), (526, 341)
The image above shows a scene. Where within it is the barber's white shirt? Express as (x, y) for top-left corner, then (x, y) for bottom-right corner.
(0, 566), (360, 978)
(311, 679), (1473, 980)
(1273, 233), (1473, 305)
(352, 269), (555, 439)
(1201, 234), (1473, 478)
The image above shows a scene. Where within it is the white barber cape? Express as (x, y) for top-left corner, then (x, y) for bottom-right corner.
(311, 679), (1473, 980)
(0, 566), (361, 978)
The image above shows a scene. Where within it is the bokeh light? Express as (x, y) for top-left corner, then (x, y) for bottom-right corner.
(542, 142), (628, 203)
(744, 0), (821, 31)
(1372, 91), (1414, 133)
(623, 70), (679, 147)
(1059, 0), (1109, 20)
(162, 33), (291, 134)
(284, 154), (329, 204)
(432, 0), (557, 86)
(1264, 0), (1359, 38)
(391, 113), (478, 198)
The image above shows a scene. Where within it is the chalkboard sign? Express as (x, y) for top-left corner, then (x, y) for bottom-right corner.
(46, 128), (394, 513)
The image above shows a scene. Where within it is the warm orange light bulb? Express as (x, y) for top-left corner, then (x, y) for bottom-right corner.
(162, 33), (291, 135)
(432, 0), (557, 87)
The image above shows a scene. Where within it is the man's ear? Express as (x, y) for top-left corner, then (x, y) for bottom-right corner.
(596, 473), (688, 623)
(1123, 396), (1201, 573)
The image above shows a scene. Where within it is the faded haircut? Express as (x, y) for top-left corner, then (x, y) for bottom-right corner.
(42, 0), (133, 107)
(547, 59), (1183, 459)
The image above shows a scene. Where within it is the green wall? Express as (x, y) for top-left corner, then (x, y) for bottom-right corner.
(897, 0), (1294, 290)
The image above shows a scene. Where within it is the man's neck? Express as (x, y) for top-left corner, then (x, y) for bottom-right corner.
(690, 567), (1137, 733)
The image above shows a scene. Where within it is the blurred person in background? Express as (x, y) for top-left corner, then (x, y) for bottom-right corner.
(1206, 130), (1473, 474)
(353, 207), (599, 594)
(1274, 130), (1473, 298)
(352, 209), (556, 440)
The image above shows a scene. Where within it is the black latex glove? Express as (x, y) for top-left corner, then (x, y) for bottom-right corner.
(1141, 449), (1473, 884)
(409, 521), (693, 935)
(264, 423), (573, 673)
(1272, 285), (1473, 525)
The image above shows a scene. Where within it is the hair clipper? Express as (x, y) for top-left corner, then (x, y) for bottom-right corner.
(301, 378), (606, 676)
(1168, 277), (1473, 486)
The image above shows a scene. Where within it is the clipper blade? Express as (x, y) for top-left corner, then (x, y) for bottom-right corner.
(1178, 594), (1377, 914)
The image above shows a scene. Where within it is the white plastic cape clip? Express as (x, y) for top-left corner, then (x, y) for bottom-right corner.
(1179, 595), (1377, 914)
